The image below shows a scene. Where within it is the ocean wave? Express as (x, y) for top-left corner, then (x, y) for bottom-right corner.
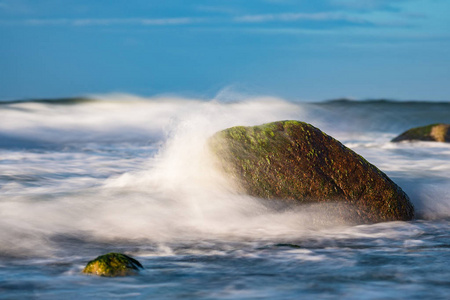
(0, 92), (449, 257)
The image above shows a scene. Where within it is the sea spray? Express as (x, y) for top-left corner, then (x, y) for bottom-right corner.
(100, 100), (356, 241)
(0, 94), (449, 259)
(0, 95), (311, 257)
(0, 94), (450, 298)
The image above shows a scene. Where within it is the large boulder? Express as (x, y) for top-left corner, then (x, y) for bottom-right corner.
(83, 253), (143, 277)
(392, 123), (450, 142)
(210, 121), (414, 223)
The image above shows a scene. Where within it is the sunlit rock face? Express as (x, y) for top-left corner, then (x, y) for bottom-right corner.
(392, 124), (450, 143)
(83, 253), (143, 277)
(210, 120), (414, 224)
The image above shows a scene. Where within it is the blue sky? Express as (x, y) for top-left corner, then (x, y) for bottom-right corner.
(0, 0), (449, 101)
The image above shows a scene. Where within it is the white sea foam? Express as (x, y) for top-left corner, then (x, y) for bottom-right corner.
(0, 93), (449, 257)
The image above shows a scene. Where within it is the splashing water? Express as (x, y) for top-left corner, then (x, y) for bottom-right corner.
(0, 94), (449, 299)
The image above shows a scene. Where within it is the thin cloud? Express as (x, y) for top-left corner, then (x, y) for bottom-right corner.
(0, 11), (415, 29)
(141, 18), (197, 25)
(3, 17), (203, 27)
(329, 0), (407, 10)
(71, 18), (199, 26)
(233, 11), (419, 29)
(234, 12), (369, 24)
(23, 19), (69, 26)
(3, 13), (368, 27)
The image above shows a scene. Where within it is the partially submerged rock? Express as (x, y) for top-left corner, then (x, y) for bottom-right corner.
(210, 120), (414, 223)
(82, 253), (143, 277)
(392, 123), (450, 143)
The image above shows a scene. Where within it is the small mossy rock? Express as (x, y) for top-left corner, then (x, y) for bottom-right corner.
(392, 123), (450, 143)
(82, 253), (143, 277)
(210, 120), (414, 223)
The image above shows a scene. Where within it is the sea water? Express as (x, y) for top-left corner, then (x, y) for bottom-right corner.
(0, 95), (449, 299)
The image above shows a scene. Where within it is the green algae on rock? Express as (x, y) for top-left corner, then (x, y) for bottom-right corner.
(210, 120), (414, 223)
(82, 253), (143, 277)
(392, 123), (450, 143)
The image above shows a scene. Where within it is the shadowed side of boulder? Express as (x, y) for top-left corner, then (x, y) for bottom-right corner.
(392, 123), (450, 142)
(82, 253), (143, 277)
(210, 120), (414, 223)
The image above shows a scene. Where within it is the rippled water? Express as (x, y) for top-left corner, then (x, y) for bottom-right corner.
(0, 95), (449, 299)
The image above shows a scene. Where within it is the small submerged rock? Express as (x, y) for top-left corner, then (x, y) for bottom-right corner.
(210, 120), (414, 223)
(392, 123), (450, 143)
(82, 253), (143, 277)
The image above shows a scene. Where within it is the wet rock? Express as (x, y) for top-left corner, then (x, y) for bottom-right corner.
(210, 120), (414, 223)
(82, 253), (143, 277)
(392, 123), (450, 143)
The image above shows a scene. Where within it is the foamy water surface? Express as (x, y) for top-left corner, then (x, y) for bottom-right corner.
(0, 94), (449, 299)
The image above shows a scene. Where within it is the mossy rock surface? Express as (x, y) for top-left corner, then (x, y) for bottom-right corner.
(392, 123), (450, 142)
(210, 120), (414, 223)
(82, 253), (143, 277)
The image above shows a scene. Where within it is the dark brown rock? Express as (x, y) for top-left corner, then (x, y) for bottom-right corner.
(210, 120), (414, 223)
(392, 123), (450, 142)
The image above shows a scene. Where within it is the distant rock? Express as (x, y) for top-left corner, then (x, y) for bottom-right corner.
(392, 123), (450, 143)
(210, 120), (414, 223)
(83, 253), (143, 277)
